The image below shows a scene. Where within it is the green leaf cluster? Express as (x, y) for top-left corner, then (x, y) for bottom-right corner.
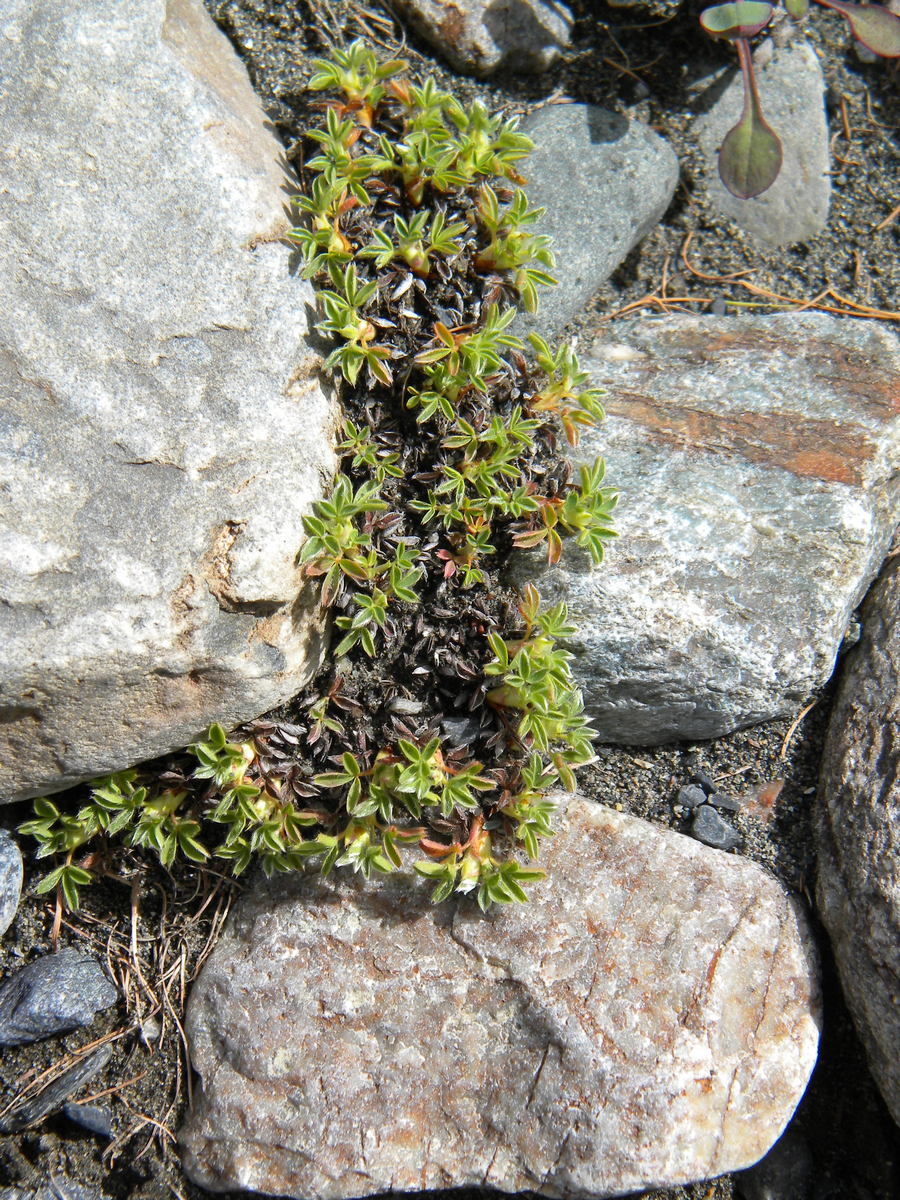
(484, 585), (597, 790)
(19, 44), (624, 914)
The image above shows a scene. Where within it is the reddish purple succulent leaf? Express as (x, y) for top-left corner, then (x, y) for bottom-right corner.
(719, 106), (783, 199)
(700, 2), (775, 39)
(816, 0), (900, 57)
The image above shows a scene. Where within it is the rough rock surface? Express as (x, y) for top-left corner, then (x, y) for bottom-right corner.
(816, 556), (900, 1125)
(0, 0), (335, 804)
(0, 830), (22, 937)
(0, 949), (118, 1047)
(181, 795), (820, 1199)
(390, 0), (572, 76)
(509, 314), (900, 743)
(519, 104), (679, 338)
(695, 42), (830, 247)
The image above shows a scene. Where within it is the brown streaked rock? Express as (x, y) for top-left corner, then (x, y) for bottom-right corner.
(816, 556), (900, 1126)
(509, 313), (900, 743)
(389, 0), (571, 76)
(180, 795), (820, 1199)
(0, 0), (336, 803)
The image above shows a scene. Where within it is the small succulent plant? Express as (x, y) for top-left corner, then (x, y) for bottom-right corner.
(700, 1), (900, 198)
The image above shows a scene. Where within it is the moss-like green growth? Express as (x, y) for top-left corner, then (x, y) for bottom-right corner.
(22, 40), (617, 912)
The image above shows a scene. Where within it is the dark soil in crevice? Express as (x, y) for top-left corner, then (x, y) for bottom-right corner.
(2, 2), (898, 1198)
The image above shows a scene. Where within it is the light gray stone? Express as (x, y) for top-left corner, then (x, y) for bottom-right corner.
(509, 313), (900, 743)
(816, 556), (900, 1126)
(0, 948), (118, 1046)
(0, 829), (22, 936)
(520, 103), (679, 338)
(181, 794), (820, 1199)
(695, 42), (830, 246)
(389, 0), (571, 76)
(0, 0), (336, 803)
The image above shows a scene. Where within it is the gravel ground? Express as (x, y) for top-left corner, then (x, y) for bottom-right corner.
(2, 2), (899, 1198)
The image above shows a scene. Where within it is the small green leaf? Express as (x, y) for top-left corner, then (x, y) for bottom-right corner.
(819, 0), (900, 57)
(719, 103), (782, 200)
(700, 2), (774, 38)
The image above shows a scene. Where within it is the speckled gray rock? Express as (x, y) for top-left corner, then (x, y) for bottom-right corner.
(0, 948), (117, 1046)
(390, 0), (571, 76)
(0, 829), (22, 936)
(816, 557), (900, 1126)
(510, 314), (900, 743)
(181, 795), (820, 1198)
(520, 104), (678, 338)
(695, 42), (830, 246)
(0, 0), (335, 804)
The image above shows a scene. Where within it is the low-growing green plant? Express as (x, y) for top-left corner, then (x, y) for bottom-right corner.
(360, 209), (467, 276)
(22, 41), (617, 914)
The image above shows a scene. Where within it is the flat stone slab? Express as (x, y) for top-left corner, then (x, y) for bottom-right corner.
(817, 556), (900, 1126)
(0, 0), (335, 802)
(181, 795), (820, 1199)
(520, 103), (679, 338)
(511, 313), (900, 743)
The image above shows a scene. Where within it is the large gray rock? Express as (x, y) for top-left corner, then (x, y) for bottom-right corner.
(0, 0), (335, 803)
(390, 0), (572, 76)
(816, 556), (900, 1126)
(695, 42), (830, 247)
(521, 104), (679, 338)
(181, 795), (820, 1199)
(509, 314), (900, 743)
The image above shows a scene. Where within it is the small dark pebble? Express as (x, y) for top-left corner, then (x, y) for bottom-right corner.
(0, 949), (118, 1047)
(710, 295), (727, 317)
(62, 1100), (114, 1139)
(689, 770), (717, 794)
(676, 783), (707, 809)
(692, 804), (742, 851)
(0, 1044), (113, 1133)
(708, 790), (742, 813)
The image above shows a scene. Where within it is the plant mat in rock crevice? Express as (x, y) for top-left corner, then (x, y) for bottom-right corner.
(206, 0), (900, 328)
(2, 4), (899, 1200)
